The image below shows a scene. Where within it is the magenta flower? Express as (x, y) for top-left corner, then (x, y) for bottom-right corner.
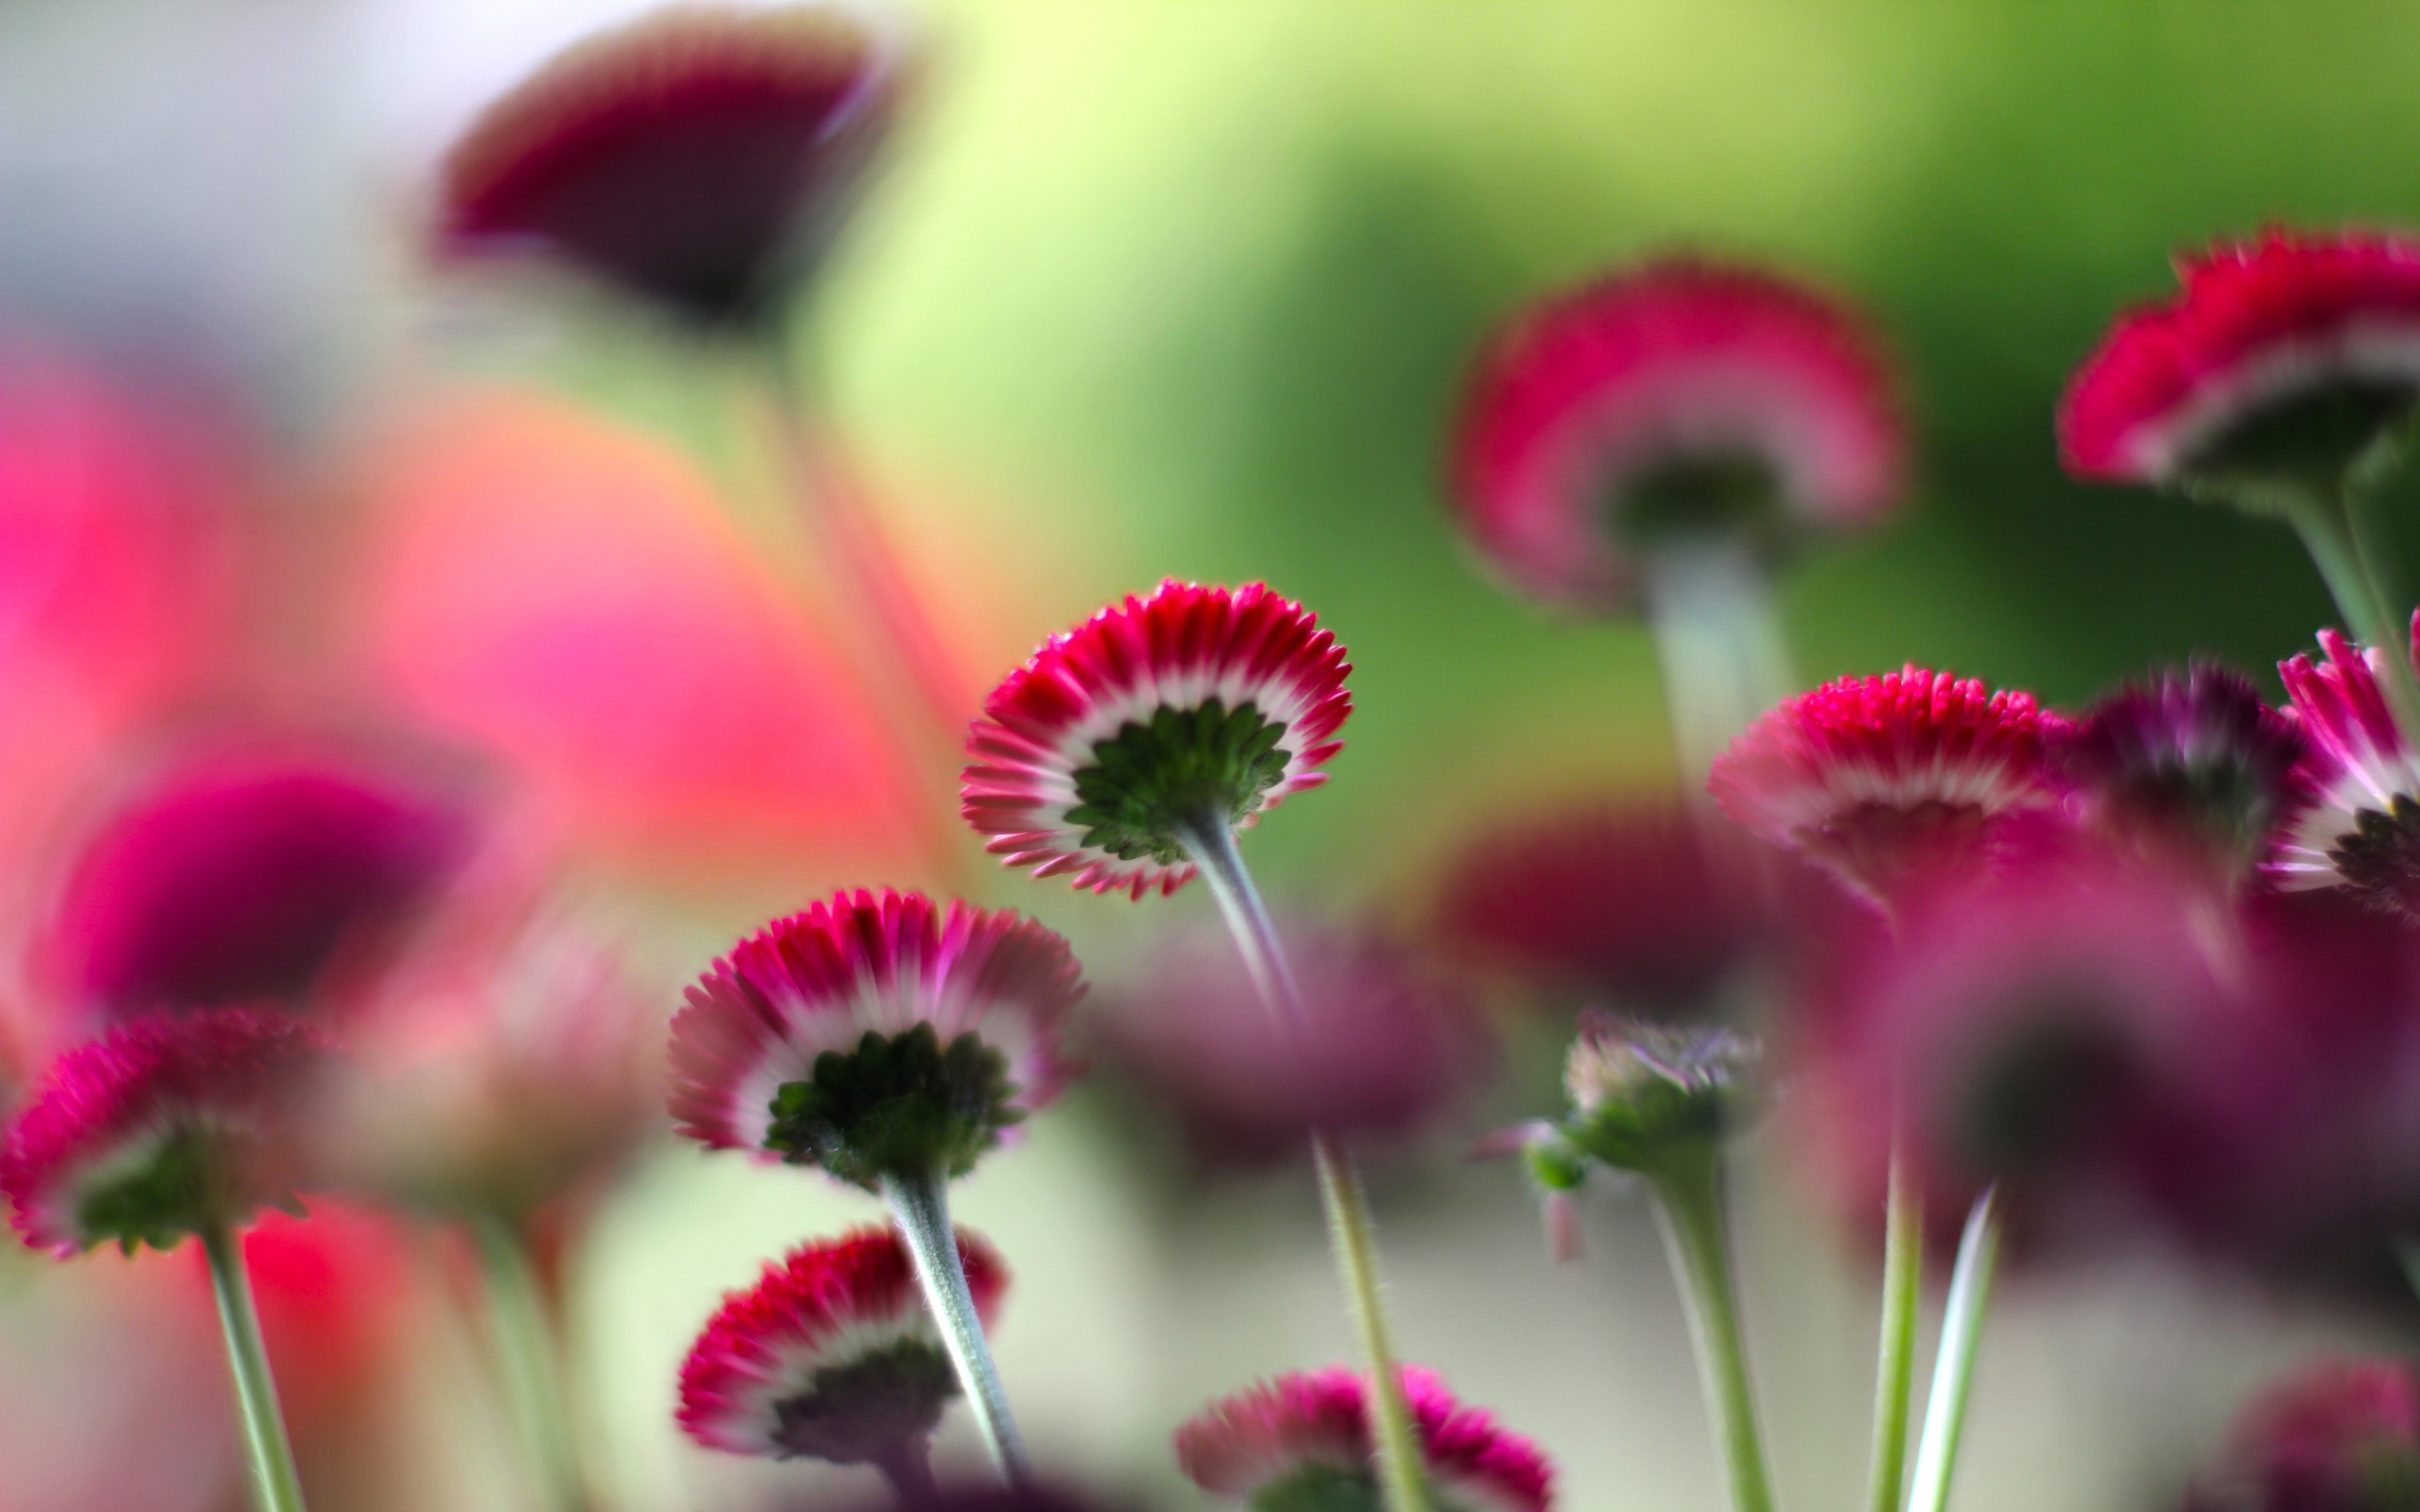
(2187, 1357), (2420, 1512)
(668, 887), (1082, 1189)
(2061, 229), (2420, 494)
(962, 580), (1351, 899)
(2274, 625), (2420, 916)
(41, 743), (475, 1028)
(0, 1009), (329, 1256)
(1452, 259), (1905, 614)
(1176, 1366), (1552, 1512)
(1708, 665), (2069, 908)
(438, 4), (899, 326)
(679, 1226), (1005, 1469)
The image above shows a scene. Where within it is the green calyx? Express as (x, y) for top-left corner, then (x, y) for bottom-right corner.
(73, 1124), (243, 1255)
(1064, 697), (1291, 865)
(1557, 1018), (1760, 1177)
(1615, 451), (1786, 548)
(765, 1023), (1023, 1189)
(1251, 1464), (1388, 1512)
(771, 1339), (958, 1465)
(2177, 378), (2420, 510)
(2329, 794), (2420, 921)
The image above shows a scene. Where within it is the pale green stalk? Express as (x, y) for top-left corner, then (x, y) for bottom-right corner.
(1865, 1147), (1923, 1512)
(470, 1215), (593, 1512)
(200, 1219), (309, 1512)
(1906, 1188), (2001, 1512)
(883, 1164), (1031, 1486)
(1645, 1145), (1776, 1512)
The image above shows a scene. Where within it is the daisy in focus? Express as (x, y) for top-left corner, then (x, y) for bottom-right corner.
(2273, 623), (2420, 918)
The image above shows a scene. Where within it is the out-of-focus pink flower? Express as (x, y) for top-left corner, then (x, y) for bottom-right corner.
(1176, 1366), (1553, 1512)
(1094, 922), (1489, 1168)
(354, 390), (926, 883)
(2061, 229), (2420, 491)
(963, 579), (1351, 900)
(35, 739), (477, 1034)
(2185, 1357), (2420, 1512)
(2052, 664), (2312, 885)
(1451, 259), (1905, 614)
(1709, 666), (2069, 911)
(669, 888), (1083, 1188)
(1434, 796), (1769, 1017)
(437, 3), (902, 326)
(679, 1226), (1003, 1464)
(0, 1009), (330, 1256)
(2274, 625), (2420, 916)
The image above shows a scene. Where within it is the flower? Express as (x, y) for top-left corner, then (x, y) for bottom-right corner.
(1708, 665), (2068, 908)
(39, 742), (476, 1030)
(962, 580), (1351, 899)
(1093, 922), (1489, 1168)
(668, 888), (1083, 1188)
(1, 1009), (330, 1256)
(2053, 664), (2312, 883)
(1435, 795), (1770, 1017)
(2187, 1358), (2420, 1512)
(1451, 259), (1905, 614)
(1555, 1013), (1760, 1173)
(2273, 625), (2420, 916)
(678, 1226), (1004, 1465)
(1175, 1366), (1552, 1512)
(437, 3), (901, 326)
(2061, 229), (2420, 498)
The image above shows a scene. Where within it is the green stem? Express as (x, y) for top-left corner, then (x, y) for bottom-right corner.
(1906, 1187), (2001, 1512)
(1864, 1145), (1923, 1512)
(200, 1219), (309, 1512)
(1175, 812), (1430, 1512)
(873, 1437), (941, 1510)
(2288, 487), (2420, 739)
(881, 1164), (1031, 1486)
(1642, 539), (1796, 788)
(1645, 1146), (1775, 1512)
(471, 1215), (592, 1512)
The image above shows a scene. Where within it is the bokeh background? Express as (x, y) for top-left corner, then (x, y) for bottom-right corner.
(8, 2), (2420, 1510)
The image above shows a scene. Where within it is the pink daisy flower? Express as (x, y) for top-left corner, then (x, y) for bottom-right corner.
(2061, 229), (2420, 493)
(2189, 1357), (2420, 1512)
(678, 1225), (1006, 1467)
(1708, 665), (2068, 907)
(1177, 1366), (1552, 1512)
(1451, 259), (1906, 614)
(0, 1009), (330, 1256)
(668, 888), (1083, 1188)
(438, 4), (901, 325)
(2273, 624), (2420, 915)
(961, 580), (1352, 899)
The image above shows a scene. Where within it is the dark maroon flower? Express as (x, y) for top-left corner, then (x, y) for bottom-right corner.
(2187, 1358), (2420, 1512)
(41, 744), (476, 1028)
(1093, 923), (1489, 1168)
(438, 4), (900, 327)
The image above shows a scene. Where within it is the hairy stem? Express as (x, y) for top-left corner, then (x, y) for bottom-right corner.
(1646, 1146), (1776, 1512)
(882, 1164), (1030, 1486)
(1865, 1144), (1923, 1512)
(201, 1219), (309, 1512)
(1907, 1187), (2001, 1512)
(471, 1215), (592, 1512)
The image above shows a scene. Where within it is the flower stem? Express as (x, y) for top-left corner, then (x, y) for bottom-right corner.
(200, 1218), (309, 1512)
(1645, 1145), (1775, 1512)
(881, 1164), (1031, 1486)
(1865, 1145), (1923, 1512)
(470, 1215), (593, 1512)
(1906, 1187), (2001, 1512)
(1643, 539), (1795, 789)
(873, 1438), (942, 1510)
(2288, 486), (2420, 739)
(1174, 811), (1431, 1512)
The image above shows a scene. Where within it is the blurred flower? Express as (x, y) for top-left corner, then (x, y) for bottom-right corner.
(2273, 626), (2420, 917)
(436, 3), (901, 328)
(38, 739), (478, 1032)
(1434, 795), (1767, 1017)
(1554, 1013), (1760, 1176)
(1176, 1365), (1553, 1512)
(1450, 259), (1904, 615)
(1094, 922), (1489, 1168)
(1, 1009), (329, 1256)
(679, 1226), (1003, 1468)
(962, 579), (1351, 900)
(668, 888), (1083, 1189)
(2061, 229), (2420, 499)
(2186, 1358), (2420, 1512)
(314, 911), (661, 1221)
(2053, 664), (2312, 885)
(1708, 665), (2068, 911)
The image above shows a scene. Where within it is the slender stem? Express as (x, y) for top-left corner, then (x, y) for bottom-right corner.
(1907, 1187), (2001, 1512)
(1865, 1144), (1924, 1512)
(1645, 1146), (1775, 1512)
(200, 1219), (309, 1512)
(873, 1437), (941, 1510)
(881, 1165), (1031, 1486)
(1642, 539), (1796, 788)
(471, 1215), (592, 1512)
(1173, 812), (1429, 1512)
